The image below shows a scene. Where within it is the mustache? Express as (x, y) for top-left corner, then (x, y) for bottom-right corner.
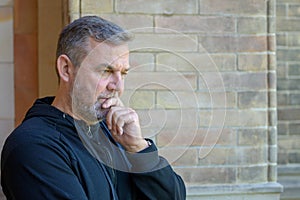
(97, 91), (118, 100)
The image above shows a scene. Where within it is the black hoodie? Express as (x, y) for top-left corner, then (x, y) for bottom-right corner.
(1, 97), (186, 200)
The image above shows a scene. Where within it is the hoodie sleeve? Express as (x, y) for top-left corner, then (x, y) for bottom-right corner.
(1, 141), (89, 200)
(126, 139), (186, 200)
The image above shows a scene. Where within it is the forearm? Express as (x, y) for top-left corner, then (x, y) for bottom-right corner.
(126, 140), (186, 199)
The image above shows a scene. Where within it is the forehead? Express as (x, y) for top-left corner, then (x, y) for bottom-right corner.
(80, 39), (129, 69)
(91, 39), (129, 61)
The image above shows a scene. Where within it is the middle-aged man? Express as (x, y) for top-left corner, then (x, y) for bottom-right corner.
(1, 16), (186, 199)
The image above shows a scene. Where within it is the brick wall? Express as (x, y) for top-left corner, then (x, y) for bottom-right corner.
(276, 0), (300, 199)
(69, 0), (281, 198)
(277, 0), (300, 167)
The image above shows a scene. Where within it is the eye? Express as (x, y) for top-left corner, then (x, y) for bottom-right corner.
(103, 68), (113, 73)
(121, 69), (129, 78)
(100, 66), (113, 78)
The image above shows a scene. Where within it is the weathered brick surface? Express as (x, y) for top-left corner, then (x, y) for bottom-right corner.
(125, 71), (197, 90)
(220, 72), (267, 91)
(199, 109), (267, 127)
(237, 147), (268, 164)
(289, 123), (300, 135)
(157, 128), (236, 147)
(81, 0), (113, 13)
(277, 18), (300, 32)
(121, 90), (155, 109)
(129, 34), (198, 52)
(200, 0), (266, 15)
(237, 129), (267, 146)
(199, 35), (268, 53)
(288, 64), (300, 76)
(288, 4), (300, 16)
(238, 91), (268, 108)
(129, 53), (155, 71)
(68, 0), (79, 14)
(159, 147), (199, 166)
(176, 167), (236, 185)
(287, 33), (300, 46)
(156, 53), (236, 72)
(98, 14), (153, 33)
(278, 108), (300, 121)
(116, 0), (198, 14)
(238, 54), (268, 71)
(237, 17), (266, 34)
(155, 16), (235, 33)
(199, 147), (237, 165)
(277, 49), (300, 61)
(237, 166), (268, 183)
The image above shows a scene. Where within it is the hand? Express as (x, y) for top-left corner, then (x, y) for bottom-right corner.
(102, 97), (148, 152)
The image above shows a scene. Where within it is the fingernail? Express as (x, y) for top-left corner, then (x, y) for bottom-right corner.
(118, 127), (123, 135)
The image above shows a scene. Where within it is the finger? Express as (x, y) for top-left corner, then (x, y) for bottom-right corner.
(111, 109), (135, 135)
(102, 97), (124, 109)
(115, 111), (136, 135)
(106, 107), (129, 133)
(106, 106), (119, 131)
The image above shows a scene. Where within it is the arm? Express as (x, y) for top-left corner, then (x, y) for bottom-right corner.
(1, 141), (88, 200)
(127, 140), (186, 200)
(103, 98), (186, 199)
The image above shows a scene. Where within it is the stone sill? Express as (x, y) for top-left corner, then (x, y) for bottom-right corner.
(187, 182), (283, 197)
(278, 164), (300, 176)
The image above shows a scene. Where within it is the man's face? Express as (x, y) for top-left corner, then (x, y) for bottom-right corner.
(72, 41), (130, 123)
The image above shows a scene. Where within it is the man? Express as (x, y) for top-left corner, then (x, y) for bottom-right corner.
(1, 16), (186, 199)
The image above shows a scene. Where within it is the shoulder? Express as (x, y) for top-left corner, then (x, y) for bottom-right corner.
(1, 117), (69, 167)
(6, 117), (61, 147)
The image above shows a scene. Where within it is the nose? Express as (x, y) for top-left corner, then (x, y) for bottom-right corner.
(107, 72), (123, 92)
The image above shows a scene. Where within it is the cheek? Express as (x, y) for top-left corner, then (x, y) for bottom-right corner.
(95, 79), (108, 92)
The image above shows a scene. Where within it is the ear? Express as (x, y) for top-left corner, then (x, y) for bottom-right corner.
(56, 55), (75, 82)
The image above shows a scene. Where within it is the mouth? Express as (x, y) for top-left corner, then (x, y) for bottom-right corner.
(97, 92), (116, 100)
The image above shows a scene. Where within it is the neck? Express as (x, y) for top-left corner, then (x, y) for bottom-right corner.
(52, 87), (77, 119)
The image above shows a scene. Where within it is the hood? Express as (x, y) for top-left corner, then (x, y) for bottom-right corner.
(23, 96), (75, 130)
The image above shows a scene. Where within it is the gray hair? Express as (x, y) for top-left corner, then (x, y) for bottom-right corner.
(56, 16), (132, 69)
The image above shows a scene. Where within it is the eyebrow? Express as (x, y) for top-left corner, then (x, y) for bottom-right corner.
(95, 63), (130, 72)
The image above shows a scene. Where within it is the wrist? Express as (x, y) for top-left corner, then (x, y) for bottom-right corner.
(126, 139), (149, 153)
